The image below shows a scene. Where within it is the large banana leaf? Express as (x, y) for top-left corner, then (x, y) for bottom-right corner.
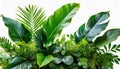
(74, 12), (109, 43)
(43, 3), (80, 45)
(7, 57), (32, 69)
(95, 29), (120, 47)
(2, 16), (31, 42)
(17, 5), (46, 37)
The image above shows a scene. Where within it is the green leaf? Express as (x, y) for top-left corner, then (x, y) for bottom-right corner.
(2, 16), (31, 42)
(7, 57), (32, 69)
(37, 53), (45, 67)
(74, 12), (109, 43)
(40, 55), (54, 67)
(114, 59), (119, 64)
(37, 53), (54, 67)
(43, 3), (80, 45)
(35, 29), (46, 53)
(74, 24), (86, 43)
(95, 29), (120, 47)
(108, 43), (111, 49)
(111, 45), (116, 49)
(54, 57), (62, 64)
(62, 55), (74, 65)
(17, 5), (46, 37)
(104, 45), (107, 51)
(0, 37), (13, 52)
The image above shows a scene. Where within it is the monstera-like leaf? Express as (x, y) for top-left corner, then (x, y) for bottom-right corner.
(43, 3), (80, 45)
(2, 16), (31, 42)
(74, 12), (109, 43)
(95, 29), (120, 47)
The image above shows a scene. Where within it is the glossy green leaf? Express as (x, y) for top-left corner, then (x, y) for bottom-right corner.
(43, 3), (80, 45)
(62, 55), (74, 65)
(37, 53), (54, 67)
(17, 5), (46, 37)
(95, 29), (120, 47)
(2, 16), (31, 42)
(7, 57), (32, 69)
(74, 12), (109, 43)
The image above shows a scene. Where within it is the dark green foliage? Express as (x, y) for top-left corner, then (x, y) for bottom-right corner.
(2, 16), (32, 42)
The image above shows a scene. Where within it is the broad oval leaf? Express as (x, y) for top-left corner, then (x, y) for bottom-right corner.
(43, 3), (80, 45)
(74, 12), (109, 43)
(2, 16), (31, 42)
(62, 55), (74, 65)
(7, 57), (32, 69)
(95, 29), (120, 47)
(54, 57), (62, 64)
(40, 55), (54, 67)
(37, 53), (54, 67)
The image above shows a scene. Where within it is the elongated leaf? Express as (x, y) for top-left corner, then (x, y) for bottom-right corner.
(35, 29), (46, 53)
(74, 12), (109, 43)
(37, 53), (54, 67)
(2, 16), (31, 42)
(95, 29), (120, 47)
(43, 3), (80, 45)
(7, 57), (32, 69)
(17, 5), (46, 37)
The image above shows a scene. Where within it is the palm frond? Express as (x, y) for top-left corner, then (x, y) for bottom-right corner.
(0, 37), (13, 52)
(17, 5), (46, 37)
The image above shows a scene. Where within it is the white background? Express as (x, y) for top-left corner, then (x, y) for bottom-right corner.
(0, 0), (120, 68)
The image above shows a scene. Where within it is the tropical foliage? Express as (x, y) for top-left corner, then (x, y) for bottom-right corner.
(0, 3), (120, 69)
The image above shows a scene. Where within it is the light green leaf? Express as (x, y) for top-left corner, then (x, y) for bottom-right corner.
(37, 53), (45, 66)
(40, 55), (54, 67)
(17, 5), (46, 37)
(2, 16), (31, 42)
(95, 29), (120, 47)
(74, 12), (109, 43)
(43, 3), (80, 45)
(37, 53), (54, 67)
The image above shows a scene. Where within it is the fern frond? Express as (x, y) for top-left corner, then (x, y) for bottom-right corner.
(0, 37), (13, 52)
(17, 5), (46, 37)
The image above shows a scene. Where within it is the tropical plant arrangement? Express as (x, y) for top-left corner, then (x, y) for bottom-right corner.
(0, 3), (120, 69)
